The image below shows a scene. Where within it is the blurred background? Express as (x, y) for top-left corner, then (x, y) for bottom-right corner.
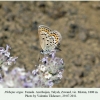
(0, 1), (100, 88)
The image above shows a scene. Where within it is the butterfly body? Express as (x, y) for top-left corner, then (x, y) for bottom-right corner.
(38, 25), (62, 54)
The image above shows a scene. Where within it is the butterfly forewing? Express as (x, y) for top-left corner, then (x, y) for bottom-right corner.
(38, 25), (51, 50)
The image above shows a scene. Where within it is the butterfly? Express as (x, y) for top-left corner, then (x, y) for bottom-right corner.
(38, 25), (62, 54)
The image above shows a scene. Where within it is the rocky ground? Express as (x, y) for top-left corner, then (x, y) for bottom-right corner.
(0, 1), (100, 88)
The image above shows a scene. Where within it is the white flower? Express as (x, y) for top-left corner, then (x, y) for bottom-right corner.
(7, 57), (18, 65)
(5, 45), (11, 52)
(39, 64), (46, 72)
(44, 71), (52, 79)
(57, 72), (62, 79)
(32, 69), (38, 75)
(4, 52), (10, 57)
(2, 65), (9, 72)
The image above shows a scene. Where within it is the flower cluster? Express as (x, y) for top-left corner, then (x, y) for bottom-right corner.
(0, 45), (64, 88)
(0, 45), (18, 73)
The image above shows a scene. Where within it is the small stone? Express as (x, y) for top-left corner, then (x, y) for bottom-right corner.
(89, 30), (98, 39)
(6, 14), (15, 21)
(68, 32), (76, 38)
(70, 23), (78, 30)
(73, 57), (82, 66)
(3, 6), (11, 13)
(3, 25), (9, 31)
(31, 21), (38, 31)
(91, 4), (100, 10)
(83, 64), (92, 76)
(68, 22), (78, 38)
(68, 8), (78, 15)
(79, 31), (88, 42)
(38, 2), (46, 8)
(85, 54), (95, 64)
(68, 79), (77, 88)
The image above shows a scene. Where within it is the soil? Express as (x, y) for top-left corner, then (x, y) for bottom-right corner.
(0, 1), (100, 88)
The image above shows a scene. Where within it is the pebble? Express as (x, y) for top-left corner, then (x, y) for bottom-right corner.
(84, 64), (92, 76)
(68, 23), (78, 38)
(79, 31), (88, 42)
(73, 57), (82, 66)
(91, 4), (100, 10)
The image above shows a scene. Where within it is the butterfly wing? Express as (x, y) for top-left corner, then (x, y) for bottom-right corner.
(49, 30), (62, 46)
(38, 25), (51, 51)
(38, 25), (62, 54)
(45, 35), (56, 52)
